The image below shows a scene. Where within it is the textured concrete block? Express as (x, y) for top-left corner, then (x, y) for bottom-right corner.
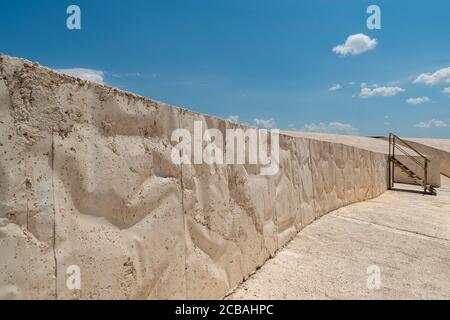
(182, 114), (270, 299)
(273, 135), (298, 248)
(291, 138), (314, 230)
(0, 78), (56, 300)
(53, 125), (185, 300)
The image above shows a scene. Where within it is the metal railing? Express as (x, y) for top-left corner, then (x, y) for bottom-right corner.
(388, 133), (430, 194)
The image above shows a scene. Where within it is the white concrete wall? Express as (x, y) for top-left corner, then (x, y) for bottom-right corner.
(393, 154), (441, 188)
(401, 139), (450, 179)
(286, 132), (441, 188)
(0, 55), (388, 300)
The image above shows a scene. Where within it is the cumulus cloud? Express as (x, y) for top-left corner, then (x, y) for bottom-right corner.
(302, 122), (358, 135)
(360, 86), (405, 98)
(413, 67), (450, 85)
(332, 33), (378, 56)
(406, 96), (431, 105)
(442, 87), (450, 95)
(329, 84), (342, 91)
(414, 119), (447, 129)
(56, 68), (105, 84)
(227, 115), (240, 124)
(254, 118), (276, 129)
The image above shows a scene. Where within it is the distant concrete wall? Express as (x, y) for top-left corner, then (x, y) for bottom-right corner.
(377, 137), (442, 187)
(285, 132), (441, 188)
(401, 139), (450, 179)
(0, 55), (388, 300)
(393, 154), (441, 188)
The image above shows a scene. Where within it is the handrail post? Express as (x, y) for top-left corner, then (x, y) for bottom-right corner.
(392, 135), (395, 160)
(388, 134), (391, 189)
(392, 134), (395, 189)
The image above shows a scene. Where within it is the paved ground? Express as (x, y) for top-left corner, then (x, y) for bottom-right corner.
(227, 176), (450, 300)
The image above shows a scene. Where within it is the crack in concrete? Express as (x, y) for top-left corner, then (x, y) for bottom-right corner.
(51, 135), (58, 300)
(331, 214), (450, 244)
(178, 115), (188, 300)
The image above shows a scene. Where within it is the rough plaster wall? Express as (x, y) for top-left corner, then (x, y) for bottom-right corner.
(52, 88), (186, 300)
(0, 63), (56, 299)
(0, 55), (388, 300)
(0, 56), (186, 300)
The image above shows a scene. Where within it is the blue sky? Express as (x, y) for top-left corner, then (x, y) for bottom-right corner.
(1, 0), (449, 137)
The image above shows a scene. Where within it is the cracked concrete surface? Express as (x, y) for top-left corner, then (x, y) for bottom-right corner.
(227, 176), (450, 299)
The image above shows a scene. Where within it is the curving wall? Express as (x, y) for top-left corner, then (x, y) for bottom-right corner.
(0, 55), (388, 300)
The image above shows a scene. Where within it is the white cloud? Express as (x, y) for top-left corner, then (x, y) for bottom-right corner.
(111, 72), (156, 79)
(227, 115), (240, 123)
(302, 122), (358, 135)
(414, 119), (447, 129)
(56, 68), (105, 84)
(442, 87), (450, 95)
(360, 86), (405, 98)
(406, 96), (431, 105)
(413, 67), (450, 85)
(332, 33), (378, 56)
(329, 84), (342, 91)
(254, 118), (276, 129)
(348, 81), (356, 85)
(360, 82), (380, 89)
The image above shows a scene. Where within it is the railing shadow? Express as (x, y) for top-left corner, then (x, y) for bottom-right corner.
(390, 187), (429, 195)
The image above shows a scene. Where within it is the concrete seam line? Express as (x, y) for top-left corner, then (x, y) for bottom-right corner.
(51, 134), (58, 300)
(307, 138), (316, 219)
(179, 113), (188, 300)
(331, 214), (450, 244)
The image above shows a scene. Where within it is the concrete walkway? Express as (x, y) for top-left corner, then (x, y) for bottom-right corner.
(227, 176), (450, 299)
